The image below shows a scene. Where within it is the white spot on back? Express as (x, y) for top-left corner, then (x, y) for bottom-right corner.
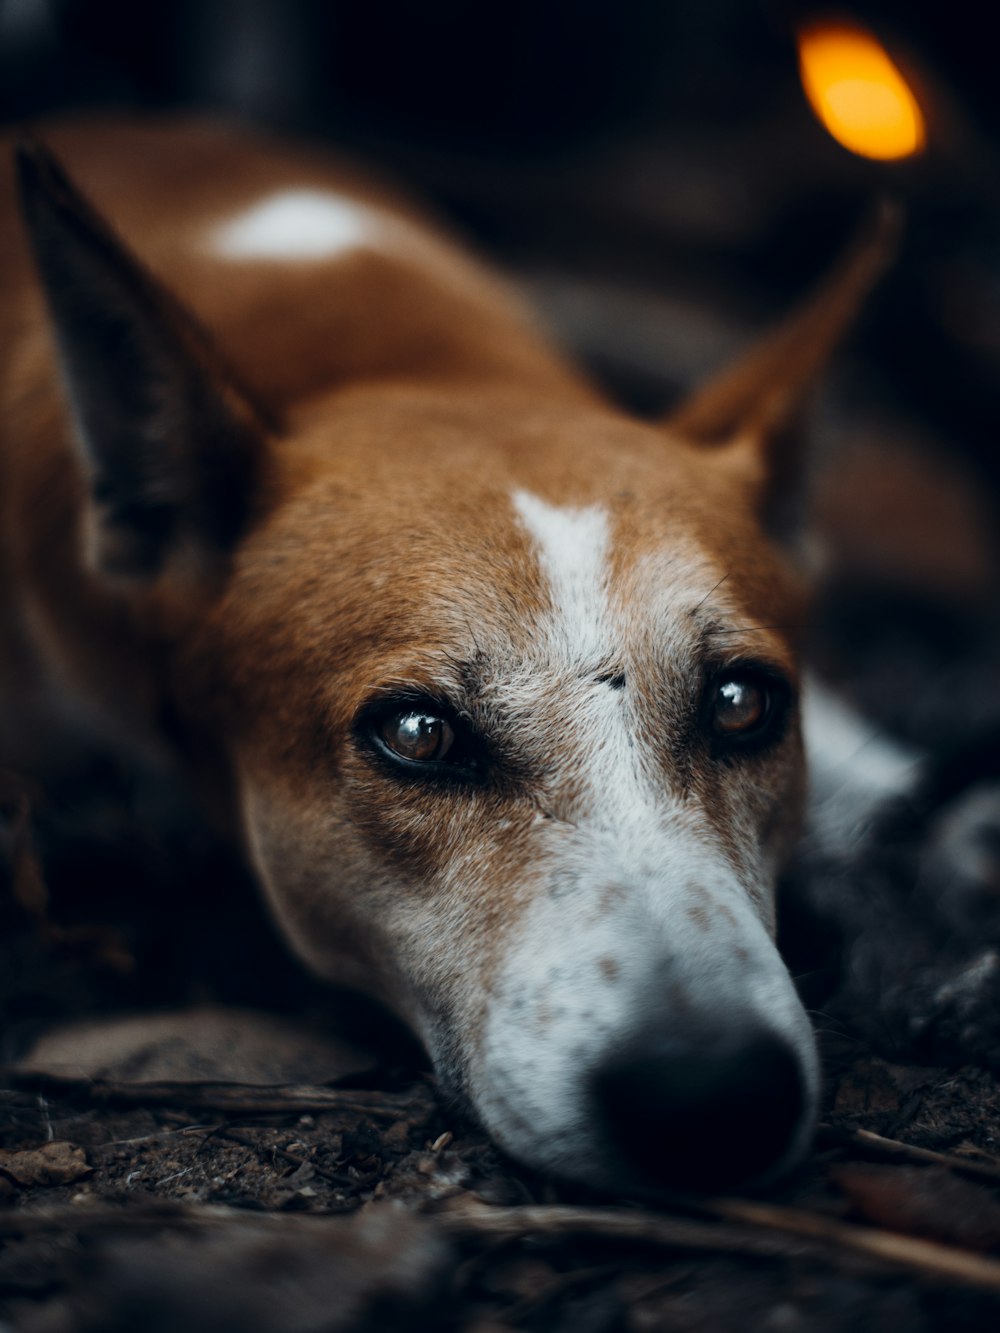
(209, 189), (387, 261)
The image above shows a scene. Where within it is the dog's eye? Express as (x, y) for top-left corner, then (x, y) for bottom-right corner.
(708, 671), (786, 745)
(379, 711), (456, 763)
(712, 676), (767, 735)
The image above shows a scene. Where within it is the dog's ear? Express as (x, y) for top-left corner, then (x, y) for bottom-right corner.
(667, 201), (900, 537)
(15, 140), (272, 588)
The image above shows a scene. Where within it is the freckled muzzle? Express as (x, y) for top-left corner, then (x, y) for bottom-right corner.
(467, 867), (819, 1197)
(590, 1022), (810, 1192)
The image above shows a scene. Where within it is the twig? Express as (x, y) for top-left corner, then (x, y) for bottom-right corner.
(0, 1194), (789, 1260)
(0, 1197), (372, 1239)
(92, 1123), (223, 1152)
(36, 1093), (54, 1143)
(434, 1197), (814, 1260)
(4, 1072), (435, 1121)
(819, 1123), (1000, 1186)
(702, 1196), (1000, 1293)
(155, 1166), (193, 1187)
(8, 1191), (1000, 1295)
(441, 1196), (1000, 1293)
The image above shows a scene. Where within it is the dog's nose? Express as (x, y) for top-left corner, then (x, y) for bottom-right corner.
(592, 1026), (808, 1192)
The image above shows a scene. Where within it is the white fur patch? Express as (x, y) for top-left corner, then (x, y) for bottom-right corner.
(803, 677), (924, 848)
(511, 490), (610, 663)
(471, 825), (820, 1186)
(802, 678), (921, 796)
(509, 489), (650, 833)
(208, 189), (387, 261)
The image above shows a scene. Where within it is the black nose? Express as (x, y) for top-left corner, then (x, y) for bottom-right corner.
(591, 1026), (808, 1192)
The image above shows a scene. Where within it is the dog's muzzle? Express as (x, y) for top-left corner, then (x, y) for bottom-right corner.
(462, 845), (819, 1196)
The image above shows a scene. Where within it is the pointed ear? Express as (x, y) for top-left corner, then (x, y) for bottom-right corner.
(15, 140), (274, 587)
(667, 200), (901, 535)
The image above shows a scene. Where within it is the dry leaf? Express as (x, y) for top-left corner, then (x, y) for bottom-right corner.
(834, 1163), (1000, 1252)
(0, 1141), (91, 1188)
(17, 1005), (377, 1085)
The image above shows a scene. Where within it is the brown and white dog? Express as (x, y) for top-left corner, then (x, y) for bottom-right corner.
(0, 119), (893, 1194)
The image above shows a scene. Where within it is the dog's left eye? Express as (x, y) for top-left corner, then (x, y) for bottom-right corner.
(379, 710), (456, 763)
(712, 676), (767, 735)
(708, 671), (787, 746)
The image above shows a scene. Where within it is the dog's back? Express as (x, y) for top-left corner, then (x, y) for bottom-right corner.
(0, 118), (574, 400)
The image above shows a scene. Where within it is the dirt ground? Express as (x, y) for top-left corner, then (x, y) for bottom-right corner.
(5, 1031), (1000, 1331)
(4, 811), (1000, 1333)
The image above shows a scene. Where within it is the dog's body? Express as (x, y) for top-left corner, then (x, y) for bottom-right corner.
(1, 119), (893, 1193)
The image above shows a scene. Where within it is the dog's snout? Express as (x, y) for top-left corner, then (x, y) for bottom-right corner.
(592, 1026), (808, 1192)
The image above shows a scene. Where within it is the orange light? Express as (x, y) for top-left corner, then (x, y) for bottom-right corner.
(797, 21), (926, 160)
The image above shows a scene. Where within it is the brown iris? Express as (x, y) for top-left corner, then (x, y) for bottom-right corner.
(380, 711), (456, 763)
(711, 676), (769, 737)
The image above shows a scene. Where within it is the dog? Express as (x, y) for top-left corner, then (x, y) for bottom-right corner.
(0, 118), (894, 1194)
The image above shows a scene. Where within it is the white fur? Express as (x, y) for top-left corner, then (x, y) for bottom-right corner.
(507, 490), (666, 831)
(511, 489), (610, 662)
(472, 822), (818, 1184)
(803, 679), (921, 797)
(209, 189), (388, 261)
(803, 677), (923, 849)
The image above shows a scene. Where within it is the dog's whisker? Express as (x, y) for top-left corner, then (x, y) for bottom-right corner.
(712, 623), (815, 635)
(691, 572), (731, 615)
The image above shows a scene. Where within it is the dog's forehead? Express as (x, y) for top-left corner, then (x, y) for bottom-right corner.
(222, 394), (801, 730)
(280, 394), (772, 594)
(459, 483), (800, 726)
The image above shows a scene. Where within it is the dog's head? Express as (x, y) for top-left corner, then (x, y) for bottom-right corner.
(17, 142), (893, 1193)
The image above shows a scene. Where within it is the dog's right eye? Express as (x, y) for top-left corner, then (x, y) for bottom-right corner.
(378, 710), (456, 764)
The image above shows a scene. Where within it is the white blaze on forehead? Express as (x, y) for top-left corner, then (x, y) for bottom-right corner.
(509, 488), (661, 833)
(208, 189), (388, 261)
(511, 489), (611, 661)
